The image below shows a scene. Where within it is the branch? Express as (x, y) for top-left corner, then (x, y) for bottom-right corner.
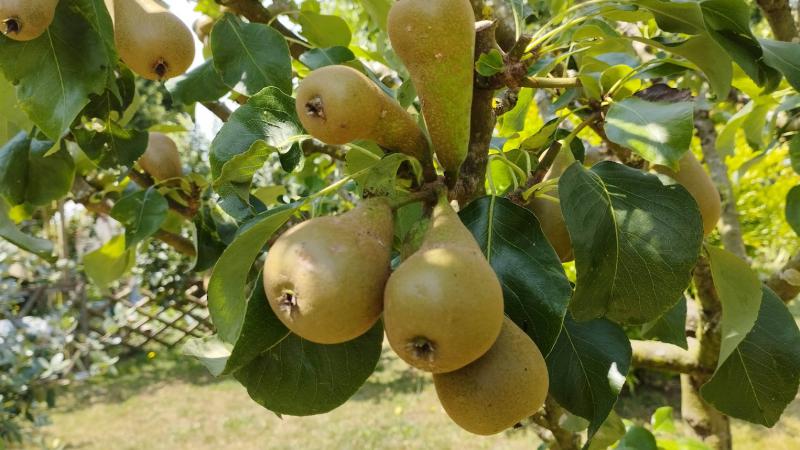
(470, 0), (517, 50)
(301, 139), (346, 161)
(768, 251), (800, 303)
(755, 0), (798, 41)
(694, 110), (747, 260)
(202, 101), (232, 122)
(520, 77), (582, 89)
(631, 339), (707, 374)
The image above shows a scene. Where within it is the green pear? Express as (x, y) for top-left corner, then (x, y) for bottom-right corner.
(295, 65), (433, 175)
(383, 198), (504, 373)
(0, 0), (58, 41)
(388, 0), (475, 182)
(137, 132), (183, 182)
(652, 152), (721, 235)
(527, 149), (575, 262)
(263, 198), (394, 344)
(434, 317), (549, 435)
(108, 0), (195, 80)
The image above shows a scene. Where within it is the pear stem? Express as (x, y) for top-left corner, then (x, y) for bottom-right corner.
(388, 184), (443, 211)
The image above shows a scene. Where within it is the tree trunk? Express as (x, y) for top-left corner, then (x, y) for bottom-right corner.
(755, 0), (798, 42)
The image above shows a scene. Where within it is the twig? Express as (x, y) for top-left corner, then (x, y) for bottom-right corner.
(520, 77), (582, 89)
(631, 339), (707, 374)
(202, 101), (232, 122)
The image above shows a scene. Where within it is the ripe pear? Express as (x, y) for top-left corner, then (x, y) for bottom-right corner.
(296, 65), (433, 176)
(527, 149), (574, 262)
(107, 0), (195, 80)
(652, 152), (721, 235)
(263, 198), (394, 344)
(0, 0), (58, 41)
(383, 199), (504, 373)
(433, 317), (549, 435)
(388, 0), (475, 182)
(137, 132), (183, 181)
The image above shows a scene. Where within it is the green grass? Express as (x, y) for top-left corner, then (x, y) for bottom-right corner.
(22, 345), (800, 450)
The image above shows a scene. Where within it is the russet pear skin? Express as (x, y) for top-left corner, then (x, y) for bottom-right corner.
(434, 317), (549, 435)
(137, 132), (183, 181)
(528, 149), (575, 262)
(388, 0), (475, 181)
(383, 200), (504, 373)
(0, 0), (58, 41)
(108, 0), (195, 80)
(295, 65), (432, 170)
(263, 198), (394, 344)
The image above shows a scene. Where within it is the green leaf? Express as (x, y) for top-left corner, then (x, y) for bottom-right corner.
(214, 141), (280, 199)
(641, 296), (688, 349)
(588, 411), (626, 450)
(83, 235), (136, 290)
(207, 205), (297, 343)
(790, 135), (800, 175)
(459, 196), (572, 355)
(0, 132), (75, 206)
(297, 12), (352, 48)
(73, 122), (148, 169)
(110, 188), (169, 248)
(786, 185), (800, 237)
(635, 0), (704, 34)
(706, 246), (762, 367)
(700, 288), (800, 427)
(644, 34), (732, 98)
(651, 406), (676, 433)
(353, 153), (421, 198)
(0, 0), (114, 140)
(559, 161), (703, 324)
(615, 425), (657, 450)
(475, 49), (505, 77)
(211, 14), (292, 96)
(235, 319), (383, 416)
(716, 100), (755, 156)
(546, 315), (631, 441)
(0, 197), (54, 261)
(298, 47), (356, 70)
(699, 0), (780, 90)
(166, 59), (230, 105)
(182, 336), (232, 377)
(210, 87), (301, 178)
(359, 0), (391, 31)
(759, 38), (800, 91)
(605, 98), (694, 170)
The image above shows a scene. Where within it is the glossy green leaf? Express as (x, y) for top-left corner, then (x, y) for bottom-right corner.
(297, 12), (352, 48)
(298, 47), (356, 70)
(110, 188), (169, 248)
(785, 185), (800, 237)
(166, 59), (230, 105)
(0, 197), (54, 261)
(642, 34), (732, 98)
(0, 0), (114, 140)
(615, 425), (657, 450)
(641, 296), (688, 349)
(635, 0), (704, 34)
(235, 319), (383, 416)
(559, 161), (703, 324)
(547, 315), (631, 441)
(0, 132), (75, 206)
(83, 235), (136, 291)
(182, 336), (232, 377)
(706, 246), (763, 367)
(700, 288), (800, 427)
(211, 14), (292, 96)
(790, 135), (800, 175)
(760, 38), (800, 91)
(207, 205), (297, 343)
(359, 0), (391, 31)
(476, 49), (505, 77)
(459, 196), (572, 355)
(210, 87), (301, 178)
(605, 98), (694, 170)
(73, 121), (148, 169)
(588, 411), (626, 450)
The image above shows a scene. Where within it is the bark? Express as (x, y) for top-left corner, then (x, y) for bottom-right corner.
(631, 339), (706, 374)
(755, 0), (798, 41)
(694, 111), (748, 260)
(768, 252), (800, 302)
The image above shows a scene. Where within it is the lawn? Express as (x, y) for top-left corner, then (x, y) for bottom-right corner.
(26, 343), (800, 450)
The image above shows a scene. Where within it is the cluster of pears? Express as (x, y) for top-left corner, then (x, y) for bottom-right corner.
(295, 0), (476, 184)
(263, 196), (549, 435)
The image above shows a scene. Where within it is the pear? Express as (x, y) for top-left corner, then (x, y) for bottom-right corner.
(652, 152), (721, 235)
(383, 198), (504, 373)
(295, 65), (433, 177)
(434, 317), (549, 435)
(107, 0), (195, 80)
(0, 0), (58, 41)
(263, 198), (394, 344)
(137, 132), (183, 182)
(388, 0), (475, 182)
(527, 149), (575, 262)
